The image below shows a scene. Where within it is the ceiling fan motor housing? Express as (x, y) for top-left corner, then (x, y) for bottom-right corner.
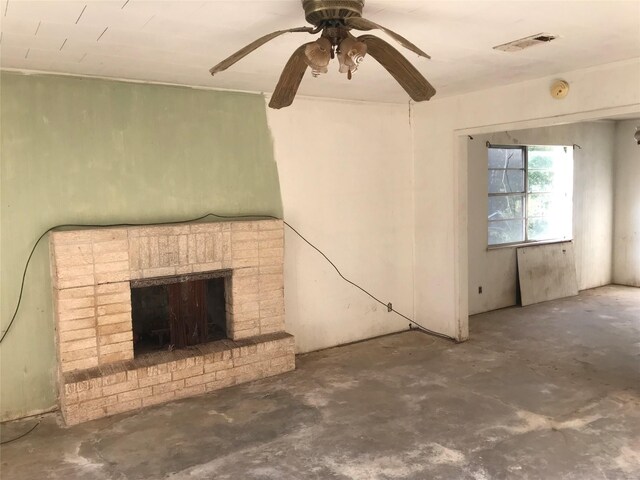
(302, 0), (364, 26)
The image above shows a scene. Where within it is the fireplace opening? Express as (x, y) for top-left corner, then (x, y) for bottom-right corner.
(130, 272), (229, 356)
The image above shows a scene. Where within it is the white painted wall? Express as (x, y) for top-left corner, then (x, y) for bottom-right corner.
(267, 98), (414, 353)
(412, 59), (640, 339)
(613, 119), (640, 286)
(266, 59), (640, 350)
(467, 123), (616, 315)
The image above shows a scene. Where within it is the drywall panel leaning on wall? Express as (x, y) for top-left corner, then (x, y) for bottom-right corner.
(517, 241), (579, 306)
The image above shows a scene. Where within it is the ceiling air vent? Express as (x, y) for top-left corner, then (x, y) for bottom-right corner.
(493, 33), (558, 52)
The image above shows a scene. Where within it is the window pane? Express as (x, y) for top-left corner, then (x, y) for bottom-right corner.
(488, 148), (524, 169)
(488, 219), (525, 245)
(528, 217), (565, 241)
(528, 193), (572, 241)
(528, 193), (559, 217)
(528, 146), (565, 169)
(488, 170), (525, 193)
(488, 195), (524, 220)
(528, 170), (556, 193)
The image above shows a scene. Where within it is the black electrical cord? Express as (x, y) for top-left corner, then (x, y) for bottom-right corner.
(281, 219), (456, 342)
(0, 213), (456, 345)
(0, 420), (40, 445)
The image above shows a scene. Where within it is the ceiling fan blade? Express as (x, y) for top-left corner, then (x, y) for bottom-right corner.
(269, 44), (310, 109)
(346, 17), (431, 59)
(358, 35), (436, 102)
(210, 27), (315, 75)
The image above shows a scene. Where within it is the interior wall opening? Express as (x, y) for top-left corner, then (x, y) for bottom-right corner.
(463, 116), (638, 318)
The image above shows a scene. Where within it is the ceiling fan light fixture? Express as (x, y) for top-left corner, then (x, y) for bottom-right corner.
(337, 36), (367, 75)
(304, 37), (332, 77)
(212, 0), (436, 108)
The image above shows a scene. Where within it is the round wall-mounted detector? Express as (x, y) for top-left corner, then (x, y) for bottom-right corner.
(551, 80), (570, 99)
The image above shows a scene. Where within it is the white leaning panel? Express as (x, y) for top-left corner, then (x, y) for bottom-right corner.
(517, 241), (579, 306)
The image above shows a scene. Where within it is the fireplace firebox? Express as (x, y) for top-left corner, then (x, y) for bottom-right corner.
(131, 272), (230, 355)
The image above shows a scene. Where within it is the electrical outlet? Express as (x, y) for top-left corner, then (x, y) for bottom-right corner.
(478, 286), (483, 294)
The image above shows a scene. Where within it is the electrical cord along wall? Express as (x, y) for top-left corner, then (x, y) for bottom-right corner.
(1, 212), (457, 345)
(0, 212), (456, 444)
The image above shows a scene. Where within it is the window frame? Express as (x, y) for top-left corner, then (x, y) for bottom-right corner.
(487, 144), (573, 249)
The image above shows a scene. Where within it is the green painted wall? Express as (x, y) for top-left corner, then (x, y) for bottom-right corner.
(0, 72), (282, 420)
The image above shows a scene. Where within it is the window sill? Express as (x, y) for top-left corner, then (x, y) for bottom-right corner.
(486, 238), (573, 251)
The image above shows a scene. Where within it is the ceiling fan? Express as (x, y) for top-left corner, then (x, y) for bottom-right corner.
(209, 0), (436, 109)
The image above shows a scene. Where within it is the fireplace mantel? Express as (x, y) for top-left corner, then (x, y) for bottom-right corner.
(49, 219), (294, 425)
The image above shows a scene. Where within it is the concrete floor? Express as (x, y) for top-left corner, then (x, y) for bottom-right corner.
(1, 285), (639, 479)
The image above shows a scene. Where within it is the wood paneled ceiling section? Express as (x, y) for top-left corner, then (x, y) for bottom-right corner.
(1, 1), (639, 102)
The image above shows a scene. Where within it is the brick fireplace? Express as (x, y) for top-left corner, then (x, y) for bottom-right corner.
(49, 219), (294, 425)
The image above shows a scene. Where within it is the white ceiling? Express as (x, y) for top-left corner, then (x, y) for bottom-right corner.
(1, 1), (639, 103)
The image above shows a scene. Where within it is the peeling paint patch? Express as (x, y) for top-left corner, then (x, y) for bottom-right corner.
(614, 445), (640, 473)
(471, 467), (492, 480)
(63, 443), (105, 472)
(327, 454), (426, 479)
(554, 414), (602, 430)
(427, 443), (466, 465)
(329, 379), (359, 389)
(302, 390), (330, 408)
(498, 409), (603, 435)
(246, 466), (283, 479)
(302, 378), (359, 408)
(501, 410), (550, 434)
(406, 374), (450, 389)
(326, 443), (466, 479)
(207, 409), (234, 423)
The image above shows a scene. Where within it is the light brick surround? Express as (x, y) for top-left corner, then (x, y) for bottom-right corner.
(49, 219), (294, 425)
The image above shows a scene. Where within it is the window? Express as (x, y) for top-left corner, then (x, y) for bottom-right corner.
(488, 145), (573, 246)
